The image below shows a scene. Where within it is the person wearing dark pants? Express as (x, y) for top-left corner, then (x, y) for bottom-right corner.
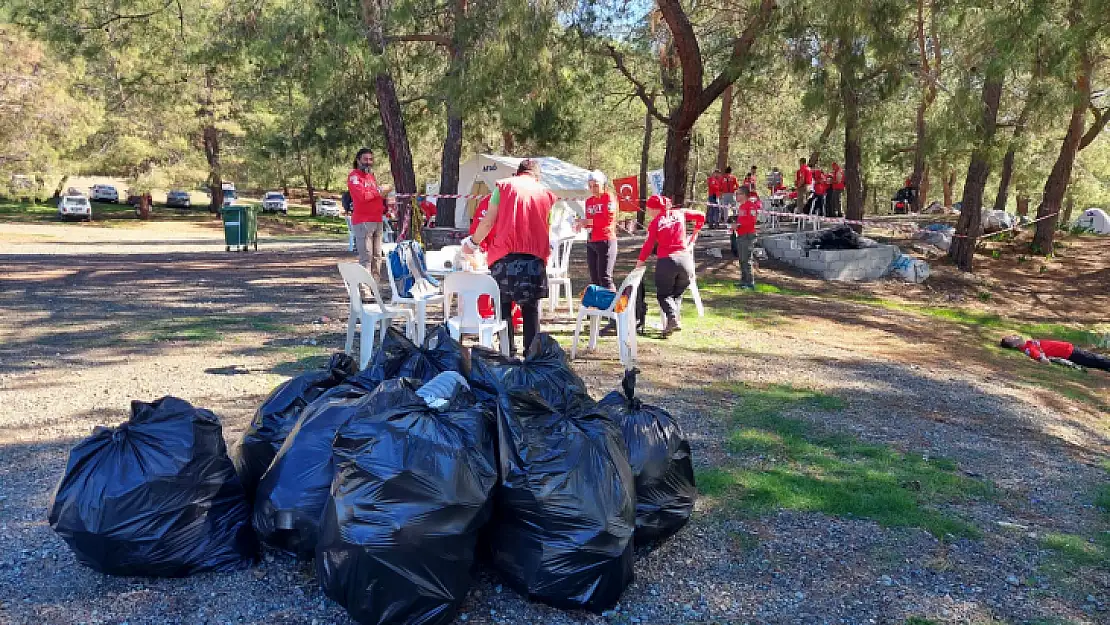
(828, 161), (844, 217)
(734, 187), (760, 289)
(636, 195), (705, 336)
(465, 159), (558, 356)
(1001, 335), (1110, 372)
(582, 170), (620, 335)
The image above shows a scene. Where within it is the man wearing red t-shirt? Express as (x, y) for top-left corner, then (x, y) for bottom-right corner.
(720, 166), (740, 225)
(733, 187), (761, 289)
(809, 168), (828, 216)
(347, 148), (392, 278)
(828, 162), (845, 217)
(707, 169), (723, 229)
(795, 157), (812, 214)
(1001, 335), (1110, 372)
(419, 196), (437, 228)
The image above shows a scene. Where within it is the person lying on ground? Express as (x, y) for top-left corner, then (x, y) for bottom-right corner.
(1000, 335), (1110, 373)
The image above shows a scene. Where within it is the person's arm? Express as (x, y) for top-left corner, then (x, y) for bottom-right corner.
(469, 187), (500, 248)
(1048, 356), (1085, 371)
(348, 172), (384, 204)
(684, 209), (706, 246)
(636, 222), (658, 266)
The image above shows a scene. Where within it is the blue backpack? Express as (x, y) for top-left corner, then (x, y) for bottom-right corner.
(581, 285), (617, 310)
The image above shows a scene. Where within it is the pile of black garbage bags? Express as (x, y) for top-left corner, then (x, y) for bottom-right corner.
(47, 327), (697, 625)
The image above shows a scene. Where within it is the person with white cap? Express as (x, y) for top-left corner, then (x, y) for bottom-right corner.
(580, 169), (620, 335)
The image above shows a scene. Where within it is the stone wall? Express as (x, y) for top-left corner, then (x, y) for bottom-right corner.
(761, 231), (898, 281)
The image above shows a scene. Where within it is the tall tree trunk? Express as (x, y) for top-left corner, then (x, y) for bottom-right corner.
(1016, 193), (1029, 217)
(910, 99), (928, 212)
(638, 103), (653, 227)
(808, 106), (839, 167)
(305, 156), (316, 215)
(437, 108), (463, 227)
(716, 84), (732, 171)
(1062, 195), (1075, 226)
(277, 159), (289, 197)
(1033, 42), (1091, 253)
(948, 75), (1004, 272)
(920, 165), (930, 209)
(943, 165), (954, 208)
(839, 55), (864, 226)
(202, 70), (222, 213)
(662, 121), (693, 204)
(502, 130), (515, 155)
(993, 94), (1035, 213)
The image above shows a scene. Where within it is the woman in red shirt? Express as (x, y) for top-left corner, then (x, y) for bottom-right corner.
(581, 170), (618, 291)
(636, 195), (705, 336)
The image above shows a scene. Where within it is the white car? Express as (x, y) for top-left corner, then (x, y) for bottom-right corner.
(90, 184), (119, 203)
(58, 195), (92, 221)
(316, 198), (342, 217)
(262, 191), (288, 214)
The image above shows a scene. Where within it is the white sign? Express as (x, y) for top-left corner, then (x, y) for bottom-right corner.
(425, 181), (440, 196)
(647, 169), (665, 196)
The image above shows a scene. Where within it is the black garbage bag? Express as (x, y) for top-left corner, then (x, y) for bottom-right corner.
(468, 334), (590, 412)
(253, 380), (413, 557)
(316, 378), (498, 625)
(48, 397), (256, 576)
(488, 390), (636, 612)
(345, 325), (467, 392)
(598, 368), (696, 545)
(810, 225), (862, 250)
(232, 352), (356, 501)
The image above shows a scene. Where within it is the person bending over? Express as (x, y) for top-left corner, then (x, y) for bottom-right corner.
(636, 195), (705, 337)
(1000, 335), (1110, 372)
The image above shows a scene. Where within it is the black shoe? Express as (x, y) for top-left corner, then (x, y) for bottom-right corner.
(600, 322), (618, 336)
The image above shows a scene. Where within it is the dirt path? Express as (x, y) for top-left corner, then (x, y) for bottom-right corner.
(1, 228), (1107, 625)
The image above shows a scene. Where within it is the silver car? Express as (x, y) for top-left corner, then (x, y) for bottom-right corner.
(316, 198), (342, 217)
(166, 190), (191, 208)
(262, 191), (288, 214)
(58, 195), (92, 221)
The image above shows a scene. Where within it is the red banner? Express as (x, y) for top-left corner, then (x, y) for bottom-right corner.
(613, 176), (639, 214)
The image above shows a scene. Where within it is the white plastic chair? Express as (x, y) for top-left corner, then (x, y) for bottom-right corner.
(337, 263), (415, 369)
(545, 237), (576, 318)
(571, 266), (646, 367)
(384, 252), (444, 345)
(443, 272), (510, 356)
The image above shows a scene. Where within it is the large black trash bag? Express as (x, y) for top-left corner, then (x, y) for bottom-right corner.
(252, 381), (406, 557)
(232, 352), (356, 501)
(345, 325), (467, 392)
(48, 397), (257, 576)
(488, 390), (636, 612)
(316, 378), (498, 625)
(598, 368), (696, 545)
(468, 334), (590, 412)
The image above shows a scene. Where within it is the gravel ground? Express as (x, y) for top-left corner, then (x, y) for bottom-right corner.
(1, 233), (1107, 625)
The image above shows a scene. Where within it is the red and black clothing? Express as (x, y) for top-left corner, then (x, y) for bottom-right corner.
(584, 193), (618, 290)
(1020, 339), (1110, 372)
(639, 207), (705, 323)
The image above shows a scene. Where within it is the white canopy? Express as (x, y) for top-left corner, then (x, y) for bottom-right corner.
(452, 154), (592, 231)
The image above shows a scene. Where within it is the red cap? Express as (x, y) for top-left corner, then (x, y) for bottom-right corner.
(646, 195), (672, 211)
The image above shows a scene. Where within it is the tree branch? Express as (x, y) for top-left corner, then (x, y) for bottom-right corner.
(83, 0), (176, 30)
(1079, 104), (1108, 150)
(604, 43), (669, 124)
(386, 33), (452, 48)
(697, 0), (777, 112)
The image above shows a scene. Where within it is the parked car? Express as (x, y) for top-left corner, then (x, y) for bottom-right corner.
(262, 191), (288, 214)
(58, 195), (92, 221)
(166, 190), (191, 208)
(316, 198), (342, 217)
(90, 184), (119, 203)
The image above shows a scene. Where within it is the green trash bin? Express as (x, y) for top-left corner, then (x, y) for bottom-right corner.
(220, 205), (258, 252)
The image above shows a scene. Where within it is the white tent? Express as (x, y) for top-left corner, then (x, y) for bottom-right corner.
(452, 154), (592, 231)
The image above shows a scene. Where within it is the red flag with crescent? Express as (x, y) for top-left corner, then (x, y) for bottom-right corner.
(613, 176), (639, 214)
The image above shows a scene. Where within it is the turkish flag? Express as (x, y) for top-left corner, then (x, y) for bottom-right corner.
(613, 176), (639, 214)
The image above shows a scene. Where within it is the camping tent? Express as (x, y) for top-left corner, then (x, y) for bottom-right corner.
(452, 154), (593, 231)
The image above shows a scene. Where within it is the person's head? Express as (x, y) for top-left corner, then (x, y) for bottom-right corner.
(353, 148), (374, 171)
(516, 158), (540, 178)
(646, 194), (672, 219)
(1000, 335), (1025, 349)
(738, 186), (750, 200)
(799, 157), (807, 166)
(832, 161), (839, 168)
(725, 166), (733, 175)
(750, 166), (757, 173)
(772, 167), (780, 173)
(586, 170), (607, 196)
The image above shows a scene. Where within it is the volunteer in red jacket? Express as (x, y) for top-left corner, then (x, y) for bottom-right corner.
(808, 168), (828, 216)
(734, 187), (760, 290)
(635, 195), (705, 336)
(1000, 335), (1110, 372)
(828, 162), (845, 217)
(720, 166), (740, 225)
(582, 170), (619, 291)
(794, 157), (812, 214)
(347, 148), (392, 278)
(465, 159), (557, 356)
(419, 196), (437, 228)
(707, 169), (723, 228)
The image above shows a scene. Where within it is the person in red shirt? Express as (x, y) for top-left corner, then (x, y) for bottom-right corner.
(636, 195), (705, 336)
(733, 187), (761, 289)
(1000, 336), (1110, 372)
(808, 168), (828, 216)
(347, 148), (392, 278)
(581, 170), (619, 290)
(795, 157), (812, 214)
(720, 166), (740, 225)
(707, 169), (723, 228)
(828, 162), (845, 217)
(419, 196), (437, 228)
(466, 159), (557, 355)
(742, 165), (758, 193)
